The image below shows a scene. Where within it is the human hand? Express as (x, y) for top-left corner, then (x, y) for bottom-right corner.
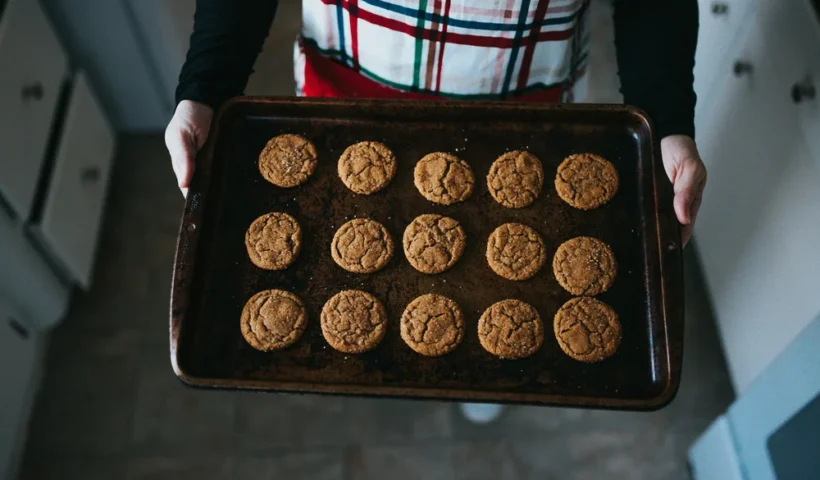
(660, 135), (707, 247)
(165, 100), (213, 197)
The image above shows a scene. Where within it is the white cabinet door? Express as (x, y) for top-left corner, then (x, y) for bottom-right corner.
(31, 72), (115, 289)
(0, 0), (68, 220)
(694, 2), (820, 393)
(0, 302), (39, 480)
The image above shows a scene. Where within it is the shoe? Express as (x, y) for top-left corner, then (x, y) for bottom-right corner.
(459, 402), (504, 424)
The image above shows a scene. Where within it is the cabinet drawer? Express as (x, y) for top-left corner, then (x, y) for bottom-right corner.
(0, 0), (68, 220)
(695, 0), (755, 102)
(31, 72), (115, 289)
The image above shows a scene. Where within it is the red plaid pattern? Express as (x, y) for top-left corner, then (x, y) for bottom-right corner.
(294, 0), (590, 101)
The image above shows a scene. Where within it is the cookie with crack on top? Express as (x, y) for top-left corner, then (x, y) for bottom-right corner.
(414, 152), (474, 205)
(400, 294), (465, 357)
(321, 290), (387, 353)
(245, 212), (301, 270)
(403, 214), (466, 274)
(258, 134), (318, 188)
(331, 218), (394, 273)
(487, 150), (544, 208)
(241, 289), (307, 351)
(486, 223), (546, 281)
(553, 236), (616, 296)
(478, 299), (544, 359)
(554, 297), (621, 363)
(555, 153), (618, 209)
(338, 141), (397, 194)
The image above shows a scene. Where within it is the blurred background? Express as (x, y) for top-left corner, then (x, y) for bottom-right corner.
(0, 0), (818, 478)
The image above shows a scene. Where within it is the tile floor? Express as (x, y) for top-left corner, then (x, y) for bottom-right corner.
(18, 1), (733, 479)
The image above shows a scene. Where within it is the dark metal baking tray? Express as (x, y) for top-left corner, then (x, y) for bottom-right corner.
(170, 97), (683, 410)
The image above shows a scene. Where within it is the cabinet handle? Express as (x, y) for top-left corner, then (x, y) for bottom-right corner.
(791, 81), (816, 103)
(733, 61), (754, 77)
(711, 2), (729, 15)
(21, 82), (44, 101)
(81, 166), (101, 183)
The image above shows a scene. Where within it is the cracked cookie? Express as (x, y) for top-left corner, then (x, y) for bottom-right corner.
(400, 294), (464, 357)
(331, 218), (394, 273)
(413, 152), (474, 205)
(245, 212), (301, 270)
(487, 150), (544, 208)
(241, 289), (307, 351)
(486, 223), (546, 281)
(258, 134), (318, 188)
(555, 153), (618, 209)
(478, 299), (544, 359)
(403, 214), (466, 274)
(321, 290), (387, 353)
(553, 237), (616, 296)
(554, 297), (621, 363)
(338, 141), (397, 195)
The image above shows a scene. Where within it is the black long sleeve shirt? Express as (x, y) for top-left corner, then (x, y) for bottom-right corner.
(176, 0), (698, 139)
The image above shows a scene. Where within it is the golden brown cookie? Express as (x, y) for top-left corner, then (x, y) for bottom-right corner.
(478, 299), (544, 359)
(486, 223), (546, 281)
(245, 212), (301, 270)
(555, 153), (619, 209)
(321, 290), (387, 354)
(554, 297), (621, 363)
(400, 294), (465, 357)
(553, 237), (617, 296)
(240, 289), (307, 351)
(331, 218), (394, 273)
(258, 134), (318, 188)
(338, 141), (397, 195)
(413, 152), (475, 205)
(487, 151), (544, 208)
(402, 214), (466, 274)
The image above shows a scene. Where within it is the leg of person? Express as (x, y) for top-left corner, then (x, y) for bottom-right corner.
(459, 402), (505, 424)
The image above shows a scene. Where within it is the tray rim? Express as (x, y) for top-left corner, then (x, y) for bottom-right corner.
(169, 96), (684, 411)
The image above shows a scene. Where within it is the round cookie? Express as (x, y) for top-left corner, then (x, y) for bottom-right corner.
(331, 218), (394, 273)
(486, 223), (546, 281)
(553, 236), (617, 296)
(400, 294), (465, 357)
(338, 141), (397, 195)
(321, 290), (387, 354)
(478, 299), (544, 359)
(554, 153), (619, 210)
(554, 297), (621, 363)
(245, 212), (301, 270)
(414, 152), (475, 205)
(487, 150), (544, 208)
(240, 289), (307, 351)
(258, 134), (318, 188)
(403, 214), (466, 274)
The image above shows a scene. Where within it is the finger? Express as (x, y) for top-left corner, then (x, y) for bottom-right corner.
(166, 131), (195, 189)
(181, 187), (188, 199)
(674, 190), (693, 225)
(681, 221), (694, 247)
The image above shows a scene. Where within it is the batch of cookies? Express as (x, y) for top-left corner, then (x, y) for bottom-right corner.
(241, 134), (623, 364)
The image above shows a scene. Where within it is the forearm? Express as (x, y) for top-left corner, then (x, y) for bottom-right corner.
(176, 0), (278, 108)
(612, 0), (698, 139)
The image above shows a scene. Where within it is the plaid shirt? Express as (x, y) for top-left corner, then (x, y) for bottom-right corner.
(295, 0), (590, 101)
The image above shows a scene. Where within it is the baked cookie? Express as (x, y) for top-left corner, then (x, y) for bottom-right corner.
(258, 134), (318, 188)
(555, 153), (619, 209)
(413, 152), (474, 205)
(321, 290), (387, 354)
(486, 223), (546, 281)
(553, 236), (617, 296)
(478, 299), (544, 359)
(245, 212), (301, 270)
(487, 150), (544, 208)
(331, 218), (394, 273)
(554, 297), (621, 363)
(338, 141), (397, 194)
(240, 289), (307, 351)
(400, 294), (465, 357)
(403, 214), (466, 274)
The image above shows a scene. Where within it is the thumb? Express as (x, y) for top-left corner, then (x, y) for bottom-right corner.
(166, 129), (196, 189)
